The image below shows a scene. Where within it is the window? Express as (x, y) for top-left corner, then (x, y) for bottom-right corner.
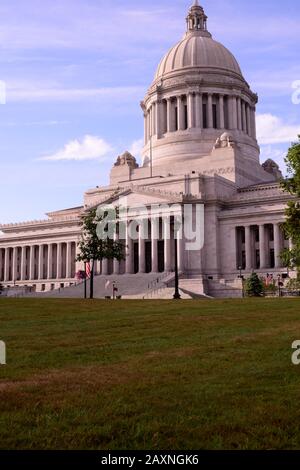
(202, 103), (207, 128)
(184, 105), (188, 130)
(212, 104), (217, 129)
(270, 249), (275, 268)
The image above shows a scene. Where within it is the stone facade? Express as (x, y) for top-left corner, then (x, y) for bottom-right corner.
(0, 2), (297, 296)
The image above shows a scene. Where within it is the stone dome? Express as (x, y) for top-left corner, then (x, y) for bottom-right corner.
(155, 34), (243, 81)
(141, 1), (259, 170)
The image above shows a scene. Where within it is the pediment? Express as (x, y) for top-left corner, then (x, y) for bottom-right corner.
(94, 186), (184, 210)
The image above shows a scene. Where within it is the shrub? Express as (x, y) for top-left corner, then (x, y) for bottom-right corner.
(286, 278), (300, 291)
(245, 273), (264, 297)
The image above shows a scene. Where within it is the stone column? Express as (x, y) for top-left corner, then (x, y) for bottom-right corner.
(187, 93), (194, 129)
(148, 107), (152, 137)
(219, 94), (225, 129)
(231, 96), (238, 129)
(237, 97), (242, 130)
(164, 217), (171, 272)
(57, 243), (62, 279)
(151, 217), (159, 273)
(152, 103), (156, 136)
(144, 113), (147, 145)
(147, 111), (151, 140)
(156, 100), (161, 138)
(246, 105), (251, 136)
(0, 249), (3, 281)
(259, 225), (266, 269)
(138, 220), (146, 274)
(47, 244), (53, 279)
(148, 106), (151, 137)
(4, 248), (10, 282)
(38, 245), (44, 280)
(21, 246), (27, 281)
(12, 247), (18, 282)
(177, 96), (185, 131)
(113, 231), (120, 275)
(66, 242), (72, 278)
(102, 259), (108, 276)
(236, 96), (242, 131)
(125, 222), (133, 274)
(195, 93), (202, 129)
(29, 246), (35, 280)
(0, 250), (3, 282)
(167, 98), (172, 133)
(207, 93), (213, 128)
(242, 101), (247, 132)
(245, 226), (252, 271)
(274, 223), (282, 268)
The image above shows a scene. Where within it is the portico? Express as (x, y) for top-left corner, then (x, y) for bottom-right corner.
(0, 241), (77, 286)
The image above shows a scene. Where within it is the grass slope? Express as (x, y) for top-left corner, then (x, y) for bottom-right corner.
(0, 298), (300, 450)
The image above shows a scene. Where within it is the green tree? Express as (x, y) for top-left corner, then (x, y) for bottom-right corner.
(281, 135), (300, 277)
(76, 207), (124, 299)
(245, 273), (264, 297)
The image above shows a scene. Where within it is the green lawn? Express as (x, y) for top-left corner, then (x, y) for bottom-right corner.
(0, 298), (300, 450)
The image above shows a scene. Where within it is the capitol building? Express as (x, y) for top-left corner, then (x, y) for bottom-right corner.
(0, 2), (295, 298)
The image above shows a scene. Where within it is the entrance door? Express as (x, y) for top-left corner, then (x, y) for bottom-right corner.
(145, 242), (151, 273)
(158, 241), (164, 273)
(134, 243), (139, 274)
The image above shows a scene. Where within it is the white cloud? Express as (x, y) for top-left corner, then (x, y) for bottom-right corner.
(7, 84), (145, 103)
(39, 135), (112, 162)
(256, 114), (300, 145)
(260, 145), (286, 161)
(260, 144), (288, 176)
(129, 138), (144, 158)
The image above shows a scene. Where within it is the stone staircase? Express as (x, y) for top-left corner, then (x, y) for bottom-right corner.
(23, 274), (243, 300)
(207, 278), (243, 298)
(140, 276), (212, 300)
(27, 273), (171, 299)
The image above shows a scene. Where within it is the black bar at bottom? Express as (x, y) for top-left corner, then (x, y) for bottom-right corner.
(0, 450), (299, 467)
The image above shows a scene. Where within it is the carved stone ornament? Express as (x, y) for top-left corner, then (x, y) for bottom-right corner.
(114, 151), (139, 169)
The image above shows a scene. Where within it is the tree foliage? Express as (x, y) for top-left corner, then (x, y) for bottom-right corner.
(281, 135), (300, 274)
(245, 273), (264, 297)
(76, 207), (124, 298)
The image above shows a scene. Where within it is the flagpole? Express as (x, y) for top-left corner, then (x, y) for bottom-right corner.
(84, 262), (87, 299)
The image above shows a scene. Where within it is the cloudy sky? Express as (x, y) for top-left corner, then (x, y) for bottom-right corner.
(0, 0), (299, 223)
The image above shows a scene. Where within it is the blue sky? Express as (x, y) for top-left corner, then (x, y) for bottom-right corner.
(0, 0), (299, 223)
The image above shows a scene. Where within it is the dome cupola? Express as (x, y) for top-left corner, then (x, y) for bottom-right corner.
(186, 0), (210, 36)
(141, 2), (260, 172)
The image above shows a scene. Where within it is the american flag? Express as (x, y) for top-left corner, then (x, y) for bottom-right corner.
(85, 262), (91, 278)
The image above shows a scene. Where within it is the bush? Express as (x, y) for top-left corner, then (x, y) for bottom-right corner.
(286, 278), (300, 291)
(245, 273), (264, 297)
(263, 281), (277, 295)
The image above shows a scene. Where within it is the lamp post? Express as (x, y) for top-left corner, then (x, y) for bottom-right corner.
(173, 236), (181, 299)
(172, 216), (181, 300)
(112, 281), (117, 300)
(277, 274), (282, 298)
(84, 262), (87, 299)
